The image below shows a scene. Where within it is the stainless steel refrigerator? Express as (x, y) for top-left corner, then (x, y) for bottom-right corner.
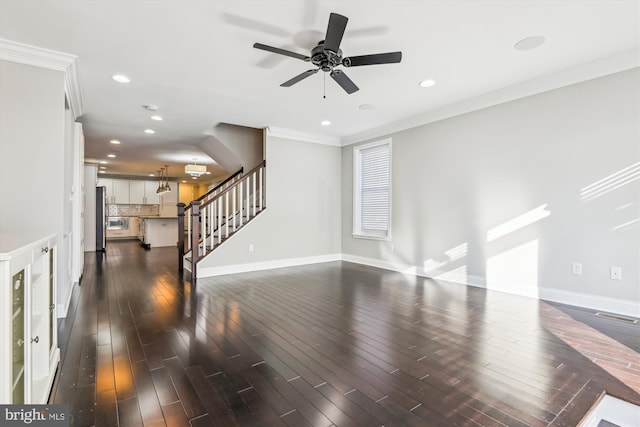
(96, 186), (107, 251)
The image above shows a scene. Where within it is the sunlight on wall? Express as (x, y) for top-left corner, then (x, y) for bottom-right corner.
(486, 205), (550, 242)
(580, 162), (640, 203)
(611, 218), (640, 232)
(433, 265), (468, 284)
(486, 239), (539, 296)
(422, 242), (468, 276)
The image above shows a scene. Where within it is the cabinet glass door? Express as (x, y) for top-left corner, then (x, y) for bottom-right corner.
(11, 269), (25, 404)
(29, 246), (50, 403)
(48, 249), (55, 351)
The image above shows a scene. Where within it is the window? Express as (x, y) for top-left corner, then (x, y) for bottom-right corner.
(353, 139), (391, 239)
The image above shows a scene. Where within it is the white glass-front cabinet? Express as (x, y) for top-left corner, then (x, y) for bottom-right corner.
(0, 233), (59, 404)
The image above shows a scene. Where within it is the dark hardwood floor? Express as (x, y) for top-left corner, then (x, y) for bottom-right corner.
(50, 241), (640, 426)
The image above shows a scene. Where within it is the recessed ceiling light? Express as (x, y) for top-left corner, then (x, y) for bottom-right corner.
(143, 104), (159, 111)
(112, 74), (130, 83)
(99, 166), (106, 170)
(181, 180), (187, 183)
(149, 173), (155, 177)
(321, 120), (331, 126)
(358, 103), (375, 110)
(514, 36), (546, 51)
(150, 115), (163, 121)
(110, 139), (121, 145)
(107, 154), (116, 158)
(419, 79), (436, 88)
(100, 160), (108, 164)
(99, 170), (106, 174)
(144, 129), (155, 134)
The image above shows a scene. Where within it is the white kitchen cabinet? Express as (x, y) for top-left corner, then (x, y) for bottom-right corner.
(130, 180), (160, 205)
(141, 217), (178, 248)
(144, 181), (160, 205)
(112, 180), (130, 204)
(129, 217), (140, 238)
(129, 180), (145, 204)
(0, 233), (59, 404)
(96, 177), (113, 199)
(160, 185), (178, 216)
(96, 178), (129, 204)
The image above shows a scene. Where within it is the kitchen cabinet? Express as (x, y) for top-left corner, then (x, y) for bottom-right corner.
(141, 217), (178, 248)
(112, 180), (130, 204)
(129, 181), (160, 205)
(129, 181), (145, 204)
(144, 181), (160, 205)
(97, 178), (130, 204)
(96, 177), (113, 197)
(160, 185), (178, 216)
(129, 217), (140, 238)
(0, 233), (59, 404)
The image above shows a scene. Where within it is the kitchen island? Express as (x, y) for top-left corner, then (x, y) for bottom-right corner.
(140, 216), (178, 248)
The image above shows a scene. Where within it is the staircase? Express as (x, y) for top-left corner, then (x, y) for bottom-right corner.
(178, 160), (266, 279)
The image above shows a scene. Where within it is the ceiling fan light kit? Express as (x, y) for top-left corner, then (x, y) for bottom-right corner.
(253, 12), (402, 94)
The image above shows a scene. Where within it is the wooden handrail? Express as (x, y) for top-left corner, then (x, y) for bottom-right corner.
(179, 160), (266, 279)
(201, 160), (266, 210)
(194, 166), (243, 203)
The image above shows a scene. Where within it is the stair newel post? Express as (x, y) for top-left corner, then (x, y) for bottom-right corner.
(190, 200), (201, 281)
(177, 203), (186, 275)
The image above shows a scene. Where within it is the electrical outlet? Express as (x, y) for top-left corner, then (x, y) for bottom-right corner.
(248, 244), (254, 253)
(572, 262), (582, 276)
(610, 266), (622, 280)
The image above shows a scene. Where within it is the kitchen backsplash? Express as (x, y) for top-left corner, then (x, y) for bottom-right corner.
(108, 204), (159, 217)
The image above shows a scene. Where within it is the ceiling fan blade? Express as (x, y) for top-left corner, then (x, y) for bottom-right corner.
(343, 51), (402, 67)
(323, 13), (348, 53)
(330, 69), (359, 94)
(281, 69), (319, 87)
(253, 43), (310, 61)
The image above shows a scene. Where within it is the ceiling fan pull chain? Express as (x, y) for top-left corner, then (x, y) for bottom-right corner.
(323, 73), (326, 99)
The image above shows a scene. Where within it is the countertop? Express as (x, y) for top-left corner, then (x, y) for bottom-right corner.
(139, 216), (178, 219)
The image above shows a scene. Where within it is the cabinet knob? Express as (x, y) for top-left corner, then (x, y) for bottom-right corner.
(17, 339), (24, 347)
(30, 336), (39, 344)
(41, 247), (49, 253)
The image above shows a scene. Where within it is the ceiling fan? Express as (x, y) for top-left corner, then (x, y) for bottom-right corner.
(253, 12), (402, 94)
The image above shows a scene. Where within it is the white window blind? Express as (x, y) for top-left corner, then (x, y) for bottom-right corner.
(354, 140), (391, 239)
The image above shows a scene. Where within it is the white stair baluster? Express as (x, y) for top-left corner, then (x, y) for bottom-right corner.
(232, 188), (237, 231)
(187, 210), (191, 250)
(217, 197), (222, 245)
(201, 205), (207, 256)
(225, 191), (229, 238)
(252, 172), (256, 217)
(238, 183), (243, 227)
(259, 167), (263, 211)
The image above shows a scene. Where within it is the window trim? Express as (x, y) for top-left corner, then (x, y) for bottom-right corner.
(352, 138), (392, 241)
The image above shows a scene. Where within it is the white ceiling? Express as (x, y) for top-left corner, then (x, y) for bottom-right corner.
(1, 1), (638, 182)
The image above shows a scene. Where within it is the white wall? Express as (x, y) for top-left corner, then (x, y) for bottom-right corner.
(197, 135), (342, 276)
(0, 59), (76, 316)
(83, 164), (97, 252)
(342, 68), (640, 316)
(0, 60), (65, 233)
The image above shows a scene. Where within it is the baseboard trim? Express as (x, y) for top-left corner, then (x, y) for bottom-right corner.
(56, 281), (77, 318)
(341, 254), (638, 317)
(195, 252), (639, 317)
(197, 253), (342, 278)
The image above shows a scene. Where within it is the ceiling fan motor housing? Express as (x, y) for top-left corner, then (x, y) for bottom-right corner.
(311, 41), (343, 72)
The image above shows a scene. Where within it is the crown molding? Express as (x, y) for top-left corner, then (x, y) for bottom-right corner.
(266, 126), (341, 146)
(0, 38), (84, 119)
(341, 49), (640, 146)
